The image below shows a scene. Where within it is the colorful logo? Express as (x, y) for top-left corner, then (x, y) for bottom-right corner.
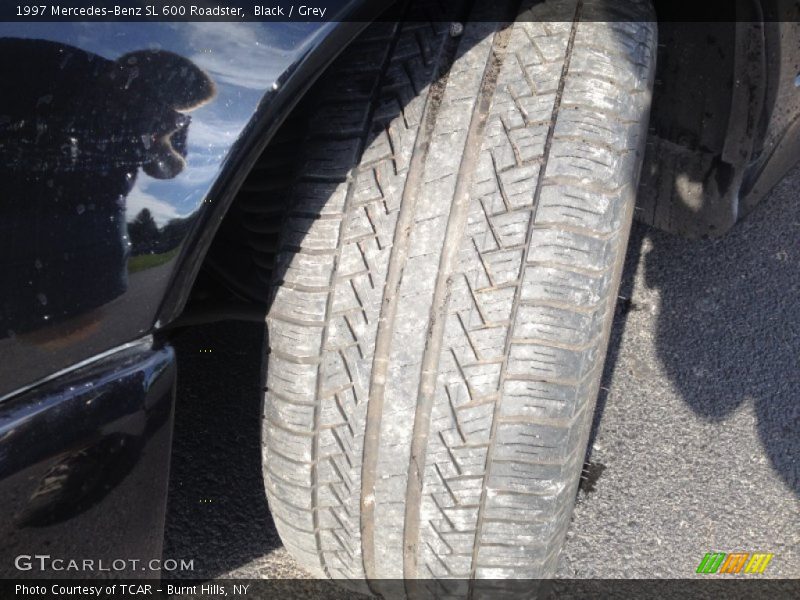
(696, 552), (774, 574)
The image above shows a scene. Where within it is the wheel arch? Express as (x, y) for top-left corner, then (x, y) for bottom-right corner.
(639, 0), (800, 237)
(155, 15), (380, 327)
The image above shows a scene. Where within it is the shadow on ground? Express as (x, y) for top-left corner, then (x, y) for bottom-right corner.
(642, 173), (799, 496)
(162, 322), (277, 578)
(591, 168), (800, 500)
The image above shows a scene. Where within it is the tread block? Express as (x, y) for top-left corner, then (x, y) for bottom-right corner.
(507, 342), (593, 381)
(520, 263), (610, 306)
(500, 379), (576, 420)
(527, 227), (616, 273)
(513, 303), (600, 347)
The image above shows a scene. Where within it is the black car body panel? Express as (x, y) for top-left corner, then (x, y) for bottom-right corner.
(0, 10), (373, 398)
(0, 338), (175, 577)
(0, 5), (375, 575)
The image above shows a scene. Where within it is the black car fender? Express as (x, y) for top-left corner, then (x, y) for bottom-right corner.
(0, 4), (381, 398)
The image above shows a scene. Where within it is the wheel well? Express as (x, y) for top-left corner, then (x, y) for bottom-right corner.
(168, 110), (305, 328)
(635, 20), (740, 237)
(638, 1), (799, 237)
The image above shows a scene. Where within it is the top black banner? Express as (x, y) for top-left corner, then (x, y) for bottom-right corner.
(2, 0), (800, 22)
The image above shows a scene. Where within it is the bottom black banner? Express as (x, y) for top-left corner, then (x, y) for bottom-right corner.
(4, 579), (800, 600)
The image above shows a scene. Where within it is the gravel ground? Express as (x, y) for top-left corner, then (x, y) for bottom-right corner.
(163, 166), (800, 580)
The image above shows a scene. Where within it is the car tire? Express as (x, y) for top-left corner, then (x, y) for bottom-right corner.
(262, 0), (656, 584)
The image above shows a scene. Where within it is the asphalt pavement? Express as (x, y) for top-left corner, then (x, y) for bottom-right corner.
(163, 166), (800, 580)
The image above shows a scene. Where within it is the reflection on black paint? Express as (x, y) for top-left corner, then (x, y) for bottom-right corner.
(0, 38), (215, 337)
(12, 359), (174, 529)
(0, 343), (176, 576)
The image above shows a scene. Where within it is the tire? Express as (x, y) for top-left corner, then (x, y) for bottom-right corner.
(262, 0), (656, 584)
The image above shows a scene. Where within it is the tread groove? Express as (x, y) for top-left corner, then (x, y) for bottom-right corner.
(468, 2), (583, 582)
(358, 19), (461, 583)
